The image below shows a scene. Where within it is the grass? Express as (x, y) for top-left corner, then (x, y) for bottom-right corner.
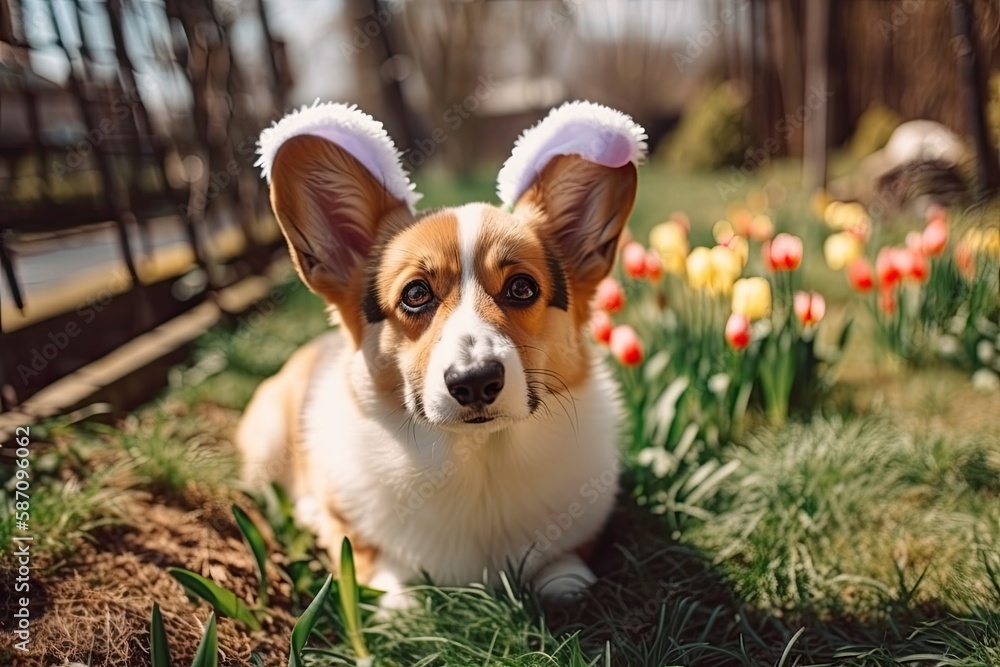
(2, 162), (999, 665)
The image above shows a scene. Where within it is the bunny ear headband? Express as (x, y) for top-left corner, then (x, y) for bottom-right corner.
(256, 100), (421, 211)
(256, 99), (645, 212)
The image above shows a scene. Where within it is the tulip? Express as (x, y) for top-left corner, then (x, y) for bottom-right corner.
(762, 233), (803, 271)
(590, 310), (613, 344)
(921, 219), (948, 257)
(724, 235), (750, 268)
(824, 231), (862, 271)
(876, 247), (903, 288)
(890, 247), (915, 278)
(686, 247), (713, 290)
(725, 313), (751, 350)
(649, 221), (689, 275)
(964, 228), (1000, 258)
(749, 214), (775, 242)
(825, 201), (870, 234)
(594, 277), (625, 313)
(793, 291), (826, 327)
(622, 242), (648, 279)
(713, 220), (735, 244)
(954, 240), (976, 280)
(731, 277), (772, 320)
(726, 204), (754, 237)
(908, 250), (929, 282)
(610, 325), (643, 366)
(846, 258), (875, 292)
(669, 211), (691, 233)
(925, 205), (947, 227)
(644, 252), (663, 281)
(709, 245), (743, 294)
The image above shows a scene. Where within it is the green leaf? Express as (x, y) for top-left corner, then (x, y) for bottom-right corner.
(190, 613), (218, 667)
(339, 538), (370, 659)
(232, 504), (269, 606)
(150, 603), (174, 667)
(168, 568), (262, 631)
(837, 317), (854, 352)
(288, 574), (333, 667)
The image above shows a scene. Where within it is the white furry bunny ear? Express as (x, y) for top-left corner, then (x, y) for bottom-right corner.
(499, 102), (647, 300)
(256, 100), (420, 210)
(496, 101), (647, 208)
(255, 101), (420, 343)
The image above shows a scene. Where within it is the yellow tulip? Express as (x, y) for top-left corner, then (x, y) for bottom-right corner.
(686, 247), (713, 290)
(649, 221), (689, 275)
(727, 236), (749, 268)
(823, 231), (862, 271)
(965, 228), (1000, 258)
(825, 201), (870, 235)
(731, 277), (772, 320)
(713, 220), (735, 244)
(749, 214), (775, 242)
(709, 245), (743, 295)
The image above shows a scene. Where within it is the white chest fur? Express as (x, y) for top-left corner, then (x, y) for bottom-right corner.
(299, 333), (622, 587)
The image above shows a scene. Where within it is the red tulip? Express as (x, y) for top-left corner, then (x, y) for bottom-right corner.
(725, 313), (752, 350)
(846, 258), (874, 292)
(762, 233), (803, 271)
(594, 277), (625, 313)
(922, 219), (948, 257)
(891, 247), (915, 279)
(644, 251), (663, 281)
(590, 310), (613, 344)
(926, 205), (948, 227)
(793, 291), (826, 327)
(954, 241), (976, 280)
(622, 242), (648, 279)
(908, 250), (929, 282)
(876, 248), (903, 288)
(610, 325), (644, 365)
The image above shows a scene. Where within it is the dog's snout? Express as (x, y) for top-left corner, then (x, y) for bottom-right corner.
(445, 361), (505, 407)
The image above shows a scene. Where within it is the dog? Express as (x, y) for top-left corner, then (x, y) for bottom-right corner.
(236, 100), (646, 605)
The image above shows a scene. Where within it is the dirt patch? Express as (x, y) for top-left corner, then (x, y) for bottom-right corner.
(0, 492), (296, 666)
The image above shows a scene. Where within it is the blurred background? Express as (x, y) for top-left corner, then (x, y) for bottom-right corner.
(2, 0), (999, 415)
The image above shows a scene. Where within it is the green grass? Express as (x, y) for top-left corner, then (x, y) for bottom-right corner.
(0, 439), (132, 567)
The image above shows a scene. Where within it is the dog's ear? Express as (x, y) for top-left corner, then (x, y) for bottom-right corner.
(257, 103), (420, 343)
(497, 102), (646, 315)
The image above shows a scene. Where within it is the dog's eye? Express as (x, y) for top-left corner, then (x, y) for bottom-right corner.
(401, 280), (433, 312)
(504, 275), (538, 303)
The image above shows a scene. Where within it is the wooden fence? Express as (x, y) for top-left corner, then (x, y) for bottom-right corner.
(0, 0), (290, 410)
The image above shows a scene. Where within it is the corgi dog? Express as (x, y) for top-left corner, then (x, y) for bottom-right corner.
(237, 100), (646, 605)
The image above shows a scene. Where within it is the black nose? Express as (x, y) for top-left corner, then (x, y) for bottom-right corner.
(445, 361), (505, 407)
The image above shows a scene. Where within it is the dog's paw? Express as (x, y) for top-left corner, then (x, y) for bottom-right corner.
(533, 554), (597, 604)
(370, 563), (418, 616)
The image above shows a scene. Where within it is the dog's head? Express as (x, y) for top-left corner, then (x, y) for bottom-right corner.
(258, 101), (645, 432)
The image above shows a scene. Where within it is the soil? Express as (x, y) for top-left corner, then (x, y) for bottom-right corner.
(0, 490), (296, 667)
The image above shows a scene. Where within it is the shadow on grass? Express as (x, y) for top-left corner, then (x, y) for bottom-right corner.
(546, 496), (1000, 666)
